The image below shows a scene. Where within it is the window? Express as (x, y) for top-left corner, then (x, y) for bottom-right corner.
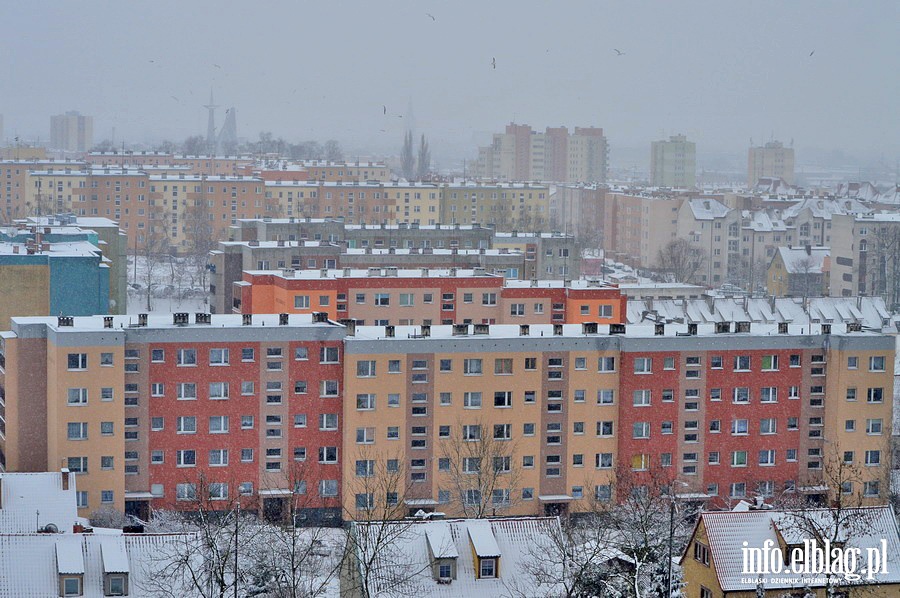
(320, 346), (339, 364)
(708, 452), (720, 465)
(789, 354), (801, 367)
(241, 347), (255, 361)
(598, 356), (616, 372)
(151, 451), (164, 464)
(176, 416), (197, 434)
(62, 577), (82, 596)
(633, 390), (651, 406)
(464, 392), (482, 408)
(759, 450), (776, 466)
(760, 387), (777, 403)
(294, 295), (310, 309)
(711, 356), (723, 369)
(634, 357), (652, 373)
(208, 382), (229, 400)
(865, 450), (881, 466)
(732, 451), (748, 467)
(319, 447), (338, 463)
(320, 480), (338, 497)
(150, 383), (164, 397)
(356, 360), (376, 377)
(320, 413), (338, 430)
(869, 356), (885, 371)
(693, 542), (710, 566)
(731, 419), (749, 435)
(356, 427), (375, 444)
(320, 380), (339, 397)
(374, 293), (390, 306)
(177, 383), (197, 400)
(510, 303), (525, 316)
(595, 453), (613, 469)
(864, 481), (880, 497)
(176, 483), (197, 501)
(730, 483), (747, 498)
(733, 355), (750, 371)
(663, 356), (675, 370)
(67, 388), (88, 405)
(493, 391), (512, 407)
(67, 422), (88, 440)
(597, 389), (614, 404)
(867, 387), (884, 403)
(866, 418), (883, 435)
(597, 421), (614, 436)
(67, 353), (88, 370)
(847, 356), (859, 369)
(524, 357), (537, 370)
(463, 358), (482, 375)
(480, 558), (496, 578)
(733, 387), (749, 403)
(101, 421), (114, 436)
(632, 422), (650, 439)
(209, 449), (229, 466)
(761, 355), (778, 370)
(176, 348), (197, 366)
(176, 450), (196, 467)
(209, 348), (229, 365)
(101, 352), (115, 366)
(760, 418), (777, 434)
(523, 423), (535, 436)
(463, 425), (482, 441)
(294, 414), (307, 428)
(494, 358), (513, 374)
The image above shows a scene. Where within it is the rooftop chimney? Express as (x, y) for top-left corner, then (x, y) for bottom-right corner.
(242, 314), (252, 326)
(103, 316), (113, 329)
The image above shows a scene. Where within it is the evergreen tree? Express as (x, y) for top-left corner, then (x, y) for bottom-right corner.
(400, 130), (415, 180)
(416, 134), (431, 179)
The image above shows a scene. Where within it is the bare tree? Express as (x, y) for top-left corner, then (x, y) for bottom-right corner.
(182, 181), (217, 293)
(656, 238), (707, 285)
(438, 417), (521, 518)
(865, 224), (900, 308)
(400, 131), (415, 180)
(415, 134), (430, 180)
(323, 140), (343, 162)
(139, 208), (173, 311)
(182, 135), (207, 156)
(787, 254), (821, 300)
(340, 448), (429, 598)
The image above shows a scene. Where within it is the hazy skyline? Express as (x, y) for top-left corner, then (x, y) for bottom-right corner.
(0, 1), (897, 166)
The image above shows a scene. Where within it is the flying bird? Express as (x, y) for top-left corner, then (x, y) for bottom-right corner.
(426, 13), (435, 21)
(491, 57), (496, 69)
(383, 105), (387, 115)
(170, 96), (179, 102)
(809, 50), (815, 56)
(213, 63), (222, 68)
(613, 49), (625, 56)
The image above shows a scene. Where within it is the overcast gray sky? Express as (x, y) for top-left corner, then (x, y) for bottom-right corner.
(1, 1), (897, 164)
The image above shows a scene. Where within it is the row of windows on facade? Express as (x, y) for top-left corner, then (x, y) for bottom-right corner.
(631, 354), (886, 373)
(66, 378), (340, 404)
(349, 383), (885, 411)
(65, 412), (341, 439)
(627, 447), (884, 470)
(67, 346), (339, 370)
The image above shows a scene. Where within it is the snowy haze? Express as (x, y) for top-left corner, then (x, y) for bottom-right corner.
(0, 1), (897, 165)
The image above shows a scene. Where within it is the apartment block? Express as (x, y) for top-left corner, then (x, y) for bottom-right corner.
(650, 134), (696, 188)
(50, 111), (93, 153)
(474, 123), (608, 183)
(230, 268), (626, 326)
(341, 321), (893, 518)
(1, 313), (346, 523)
(830, 212), (900, 303)
(748, 140), (795, 187)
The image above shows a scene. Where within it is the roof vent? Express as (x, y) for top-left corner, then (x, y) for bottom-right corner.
(420, 324), (431, 337)
(778, 322), (788, 334)
(822, 323), (831, 335)
(279, 313), (290, 325)
(609, 323), (626, 335)
(138, 313), (148, 327)
(312, 312), (329, 323)
(553, 323), (564, 336)
(173, 312), (189, 326)
(385, 325), (395, 338)
(519, 324), (530, 336)
(688, 322), (698, 336)
(715, 322), (731, 334)
(846, 322), (862, 333)
(582, 322), (598, 335)
(195, 313), (211, 324)
(473, 323), (489, 335)
(57, 316), (74, 327)
(103, 316), (113, 329)
(242, 314), (252, 326)
(735, 321), (751, 333)
(655, 323), (665, 336)
(452, 324), (469, 336)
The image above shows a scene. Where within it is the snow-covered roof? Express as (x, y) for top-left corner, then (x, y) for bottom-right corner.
(0, 532), (202, 597)
(776, 246), (829, 274)
(687, 198), (730, 220)
(693, 506), (900, 591)
(627, 296), (891, 330)
(0, 471), (80, 534)
(741, 209), (789, 232)
(350, 517), (563, 597)
(466, 520), (501, 558)
(781, 197), (871, 220)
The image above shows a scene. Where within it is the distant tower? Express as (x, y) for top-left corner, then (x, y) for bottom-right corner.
(217, 108), (238, 155)
(203, 90), (218, 154)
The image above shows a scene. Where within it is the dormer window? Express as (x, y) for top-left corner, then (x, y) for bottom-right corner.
(479, 558), (496, 578)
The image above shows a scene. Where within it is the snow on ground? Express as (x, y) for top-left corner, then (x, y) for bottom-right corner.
(126, 255), (211, 314)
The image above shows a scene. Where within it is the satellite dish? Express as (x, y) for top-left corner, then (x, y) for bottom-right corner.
(43, 523), (59, 533)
